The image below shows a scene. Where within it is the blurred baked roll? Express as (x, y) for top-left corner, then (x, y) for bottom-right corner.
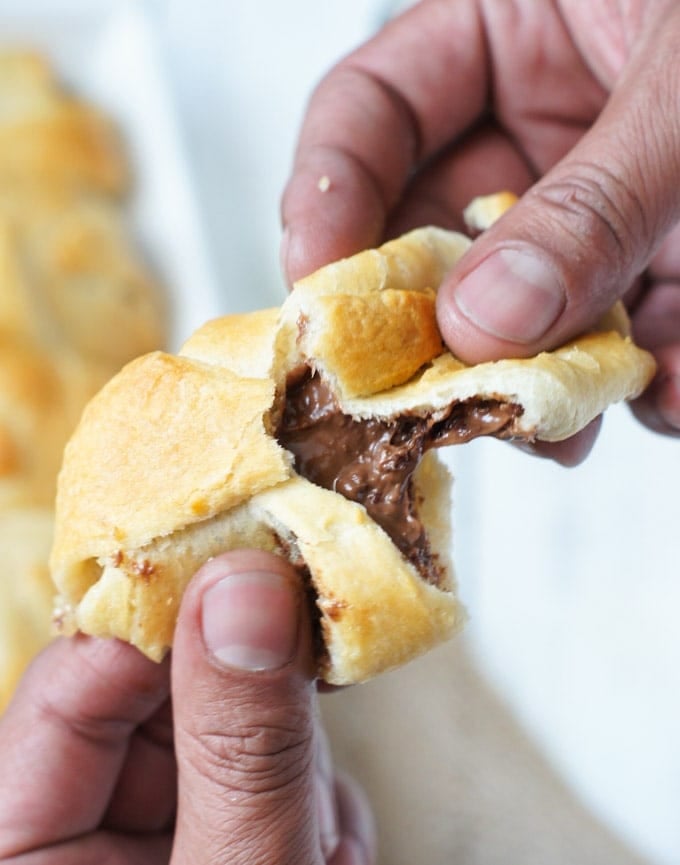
(0, 49), (166, 712)
(0, 50), (126, 196)
(0, 192), (165, 366)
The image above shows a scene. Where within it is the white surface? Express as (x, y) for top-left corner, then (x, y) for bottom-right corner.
(160, 0), (382, 313)
(4, 2), (679, 863)
(449, 407), (680, 863)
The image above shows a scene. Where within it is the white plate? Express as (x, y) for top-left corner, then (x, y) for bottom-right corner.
(0, 0), (221, 350)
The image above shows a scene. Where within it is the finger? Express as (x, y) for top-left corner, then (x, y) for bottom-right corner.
(329, 771), (378, 865)
(170, 550), (321, 865)
(315, 727), (377, 864)
(384, 123), (535, 238)
(0, 636), (169, 858)
(102, 698), (177, 833)
(628, 280), (680, 434)
(437, 4), (680, 363)
(281, 0), (488, 283)
(482, 0), (606, 173)
(513, 416), (604, 467)
(648, 221), (680, 282)
(630, 344), (680, 436)
(315, 723), (340, 859)
(4, 832), (172, 865)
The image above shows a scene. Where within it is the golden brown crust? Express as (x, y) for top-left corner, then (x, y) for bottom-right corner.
(252, 475), (462, 684)
(50, 222), (655, 685)
(277, 226), (471, 398)
(0, 49), (126, 196)
(57, 469), (462, 682)
(0, 192), (165, 366)
(296, 289), (443, 398)
(181, 307), (280, 379)
(52, 352), (291, 574)
(341, 325), (656, 441)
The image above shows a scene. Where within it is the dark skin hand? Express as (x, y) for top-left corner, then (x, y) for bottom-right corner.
(0, 552), (376, 865)
(281, 0), (680, 463)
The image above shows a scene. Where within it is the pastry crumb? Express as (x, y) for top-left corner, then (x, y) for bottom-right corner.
(52, 596), (77, 635)
(463, 191), (518, 233)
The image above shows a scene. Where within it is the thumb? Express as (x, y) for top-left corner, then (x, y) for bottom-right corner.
(437, 4), (680, 364)
(170, 550), (320, 865)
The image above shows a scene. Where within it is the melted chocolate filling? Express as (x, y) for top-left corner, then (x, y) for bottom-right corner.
(277, 371), (522, 581)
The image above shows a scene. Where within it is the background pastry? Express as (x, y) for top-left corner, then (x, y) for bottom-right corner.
(0, 49), (166, 712)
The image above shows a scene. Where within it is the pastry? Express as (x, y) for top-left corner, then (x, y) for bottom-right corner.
(50, 204), (656, 684)
(0, 50), (166, 712)
(0, 49), (126, 196)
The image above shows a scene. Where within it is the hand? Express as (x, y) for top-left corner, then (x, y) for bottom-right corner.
(281, 0), (680, 461)
(0, 551), (375, 865)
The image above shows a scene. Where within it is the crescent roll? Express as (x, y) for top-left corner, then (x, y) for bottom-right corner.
(0, 49), (167, 712)
(0, 50), (126, 196)
(50, 206), (656, 685)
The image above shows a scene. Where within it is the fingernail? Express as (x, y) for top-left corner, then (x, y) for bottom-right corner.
(201, 572), (299, 671)
(453, 248), (565, 343)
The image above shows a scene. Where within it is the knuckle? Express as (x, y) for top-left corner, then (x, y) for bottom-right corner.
(530, 163), (650, 273)
(186, 706), (313, 798)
